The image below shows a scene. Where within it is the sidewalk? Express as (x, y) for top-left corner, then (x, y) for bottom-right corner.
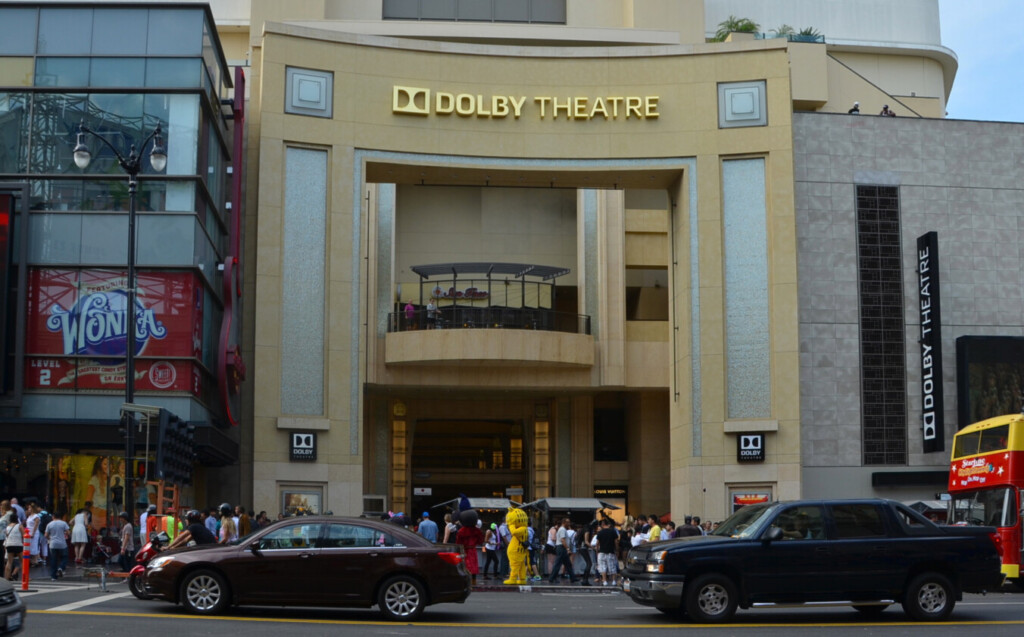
(17, 560), (129, 585)
(471, 574), (623, 594)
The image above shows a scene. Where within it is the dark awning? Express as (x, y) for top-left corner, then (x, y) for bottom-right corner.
(521, 497), (621, 511)
(410, 262), (570, 281)
(432, 497), (523, 511)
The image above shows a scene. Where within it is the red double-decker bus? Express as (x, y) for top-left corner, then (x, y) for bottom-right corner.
(948, 414), (1024, 584)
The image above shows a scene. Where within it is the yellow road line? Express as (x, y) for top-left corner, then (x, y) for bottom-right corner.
(28, 610), (1024, 628)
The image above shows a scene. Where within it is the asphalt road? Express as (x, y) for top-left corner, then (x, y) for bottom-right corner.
(17, 579), (1024, 636)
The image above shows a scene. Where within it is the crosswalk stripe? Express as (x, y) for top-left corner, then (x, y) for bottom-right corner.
(46, 592), (134, 611)
(17, 583), (93, 597)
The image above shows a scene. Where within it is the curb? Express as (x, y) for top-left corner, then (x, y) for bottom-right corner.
(472, 581), (624, 594)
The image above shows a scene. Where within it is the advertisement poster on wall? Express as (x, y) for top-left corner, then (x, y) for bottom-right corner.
(24, 269), (203, 394)
(731, 491), (771, 514)
(50, 455), (156, 531)
(53, 455), (124, 531)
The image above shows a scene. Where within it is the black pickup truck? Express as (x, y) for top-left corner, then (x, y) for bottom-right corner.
(623, 499), (1004, 622)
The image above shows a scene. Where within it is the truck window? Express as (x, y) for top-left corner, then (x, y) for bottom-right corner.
(892, 504), (935, 532)
(831, 504), (887, 539)
(770, 505), (825, 540)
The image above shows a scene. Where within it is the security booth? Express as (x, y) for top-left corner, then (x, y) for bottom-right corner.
(522, 497), (621, 537)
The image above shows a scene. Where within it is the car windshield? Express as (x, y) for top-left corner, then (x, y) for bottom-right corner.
(711, 503), (777, 539)
(948, 487), (1018, 527)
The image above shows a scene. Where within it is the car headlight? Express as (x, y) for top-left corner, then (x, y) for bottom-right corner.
(645, 550), (668, 573)
(148, 556), (175, 570)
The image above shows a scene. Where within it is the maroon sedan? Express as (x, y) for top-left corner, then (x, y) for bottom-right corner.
(142, 516), (470, 620)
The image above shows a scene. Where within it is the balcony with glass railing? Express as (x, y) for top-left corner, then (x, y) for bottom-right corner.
(384, 262), (593, 367)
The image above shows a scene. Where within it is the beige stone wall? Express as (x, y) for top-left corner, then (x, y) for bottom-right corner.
(394, 185), (578, 290)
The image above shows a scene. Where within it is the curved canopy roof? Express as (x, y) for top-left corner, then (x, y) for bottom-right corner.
(410, 262), (570, 281)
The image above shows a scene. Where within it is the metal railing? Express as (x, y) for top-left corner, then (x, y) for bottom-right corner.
(389, 307), (590, 335)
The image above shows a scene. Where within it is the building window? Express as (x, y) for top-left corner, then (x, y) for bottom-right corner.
(383, 0), (565, 24)
(856, 185), (907, 466)
(625, 267), (668, 321)
(594, 408), (627, 461)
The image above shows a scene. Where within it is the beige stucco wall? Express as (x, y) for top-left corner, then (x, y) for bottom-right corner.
(829, 51), (947, 118)
(246, 25), (800, 519)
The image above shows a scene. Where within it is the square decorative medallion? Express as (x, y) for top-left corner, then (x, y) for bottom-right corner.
(718, 80), (767, 128)
(285, 67), (333, 118)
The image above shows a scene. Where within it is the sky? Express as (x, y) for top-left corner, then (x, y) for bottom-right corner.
(938, 0), (1023, 122)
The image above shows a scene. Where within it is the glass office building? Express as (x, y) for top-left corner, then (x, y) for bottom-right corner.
(0, 3), (243, 527)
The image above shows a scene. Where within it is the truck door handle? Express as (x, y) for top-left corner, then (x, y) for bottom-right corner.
(814, 547), (828, 554)
(298, 552), (313, 559)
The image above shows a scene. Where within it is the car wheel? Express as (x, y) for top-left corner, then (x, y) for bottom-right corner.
(128, 572), (150, 600)
(684, 573), (738, 623)
(180, 569), (230, 615)
(853, 604), (889, 616)
(902, 573), (954, 621)
(378, 575), (426, 621)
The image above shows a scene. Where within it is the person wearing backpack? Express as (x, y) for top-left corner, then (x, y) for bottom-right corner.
(482, 523), (500, 577)
(497, 520), (512, 579)
(37, 507), (53, 567)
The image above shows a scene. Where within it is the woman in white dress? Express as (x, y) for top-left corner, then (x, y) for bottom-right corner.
(71, 508), (89, 564)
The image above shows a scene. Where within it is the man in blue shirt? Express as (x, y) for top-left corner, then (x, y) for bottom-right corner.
(417, 512), (438, 542)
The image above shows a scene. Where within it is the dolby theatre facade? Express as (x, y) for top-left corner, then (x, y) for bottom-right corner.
(244, 3), (816, 523)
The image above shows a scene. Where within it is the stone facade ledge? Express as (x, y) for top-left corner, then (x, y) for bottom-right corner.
(723, 419), (779, 433)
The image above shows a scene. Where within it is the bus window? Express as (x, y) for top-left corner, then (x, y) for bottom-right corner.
(952, 431), (981, 459)
(978, 424), (1010, 454)
(948, 487), (1017, 527)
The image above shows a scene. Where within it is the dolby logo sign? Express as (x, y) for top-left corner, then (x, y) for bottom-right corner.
(737, 434), (765, 463)
(290, 432), (317, 462)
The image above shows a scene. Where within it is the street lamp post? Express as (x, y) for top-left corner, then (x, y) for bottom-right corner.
(73, 121), (166, 525)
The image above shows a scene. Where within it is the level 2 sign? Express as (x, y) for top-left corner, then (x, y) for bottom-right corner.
(737, 433), (765, 462)
(291, 432), (317, 462)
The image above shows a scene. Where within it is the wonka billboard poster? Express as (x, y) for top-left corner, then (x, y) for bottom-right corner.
(25, 269), (203, 394)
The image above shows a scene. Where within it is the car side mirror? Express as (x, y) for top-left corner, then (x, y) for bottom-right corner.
(249, 542), (262, 555)
(762, 526), (784, 543)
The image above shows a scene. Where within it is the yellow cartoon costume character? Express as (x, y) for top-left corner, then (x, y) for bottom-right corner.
(503, 507), (530, 585)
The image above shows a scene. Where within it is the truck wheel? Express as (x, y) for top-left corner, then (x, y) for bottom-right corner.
(685, 573), (738, 623)
(902, 573), (954, 621)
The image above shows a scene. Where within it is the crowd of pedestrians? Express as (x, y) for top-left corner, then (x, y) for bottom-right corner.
(6, 487), (727, 590)
(383, 505), (723, 588)
(1, 493), (274, 582)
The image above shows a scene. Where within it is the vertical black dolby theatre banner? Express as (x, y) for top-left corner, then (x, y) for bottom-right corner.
(917, 231), (944, 453)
